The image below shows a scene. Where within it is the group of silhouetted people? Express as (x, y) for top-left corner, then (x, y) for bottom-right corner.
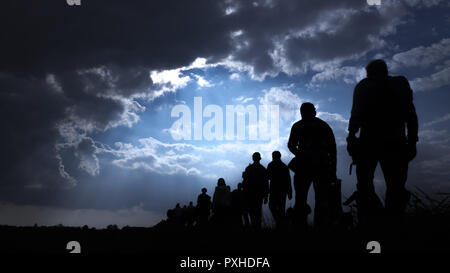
(166, 59), (418, 233)
(167, 152), (291, 230)
(166, 202), (197, 227)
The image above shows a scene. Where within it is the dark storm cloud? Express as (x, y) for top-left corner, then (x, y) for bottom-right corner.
(0, 73), (68, 189)
(0, 0), (232, 75)
(283, 6), (405, 70)
(0, 0), (418, 208)
(55, 65), (150, 130)
(0, 66), (150, 197)
(0, 0), (408, 76)
(225, 0), (368, 75)
(222, 0), (412, 77)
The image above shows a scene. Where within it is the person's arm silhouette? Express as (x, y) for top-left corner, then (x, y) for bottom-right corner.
(348, 83), (363, 138)
(286, 166), (292, 200)
(403, 77), (419, 161)
(288, 124), (300, 156)
(263, 167), (269, 204)
(326, 123), (337, 178)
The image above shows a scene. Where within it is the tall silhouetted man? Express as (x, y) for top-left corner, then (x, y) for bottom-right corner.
(288, 102), (337, 229)
(242, 152), (269, 229)
(197, 187), (211, 226)
(267, 151), (292, 228)
(347, 59), (418, 228)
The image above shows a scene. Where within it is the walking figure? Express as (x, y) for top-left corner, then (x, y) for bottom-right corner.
(230, 183), (248, 228)
(267, 151), (292, 228)
(242, 152), (269, 229)
(347, 59), (418, 229)
(288, 102), (337, 230)
(212, 178), (231, 224)
(196, 188), (212, 226)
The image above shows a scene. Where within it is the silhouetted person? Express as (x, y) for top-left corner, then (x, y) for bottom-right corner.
(212, 178), (231, 224)
(181, 205), (189, 226)
(167, 208), (175, 221)
(267, 151), (292, 228)
(242, 152), (269, 229)
(240, 172), (251, 227)
(288, 102), (337, 230)
(230, 183), (247, 228)
(347, 59), (418, 229)
(329, 178), (344, 227)
(173, 203), (184, 225)
(197, 188), (211, 226)
(186, 201), (197, 227)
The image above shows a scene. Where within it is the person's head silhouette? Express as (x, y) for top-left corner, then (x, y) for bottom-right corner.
(252, 152), (261, 163)
(366, 59), (388, 79)
(237, 182), (243, 190)
(300, 102), (316, 120)
(272, 150), (281, 161)
(217, 178), (226, 186)
(201, 187), (207, 194)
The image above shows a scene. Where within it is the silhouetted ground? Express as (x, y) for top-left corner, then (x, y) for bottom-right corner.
(1, 215), (449, 254)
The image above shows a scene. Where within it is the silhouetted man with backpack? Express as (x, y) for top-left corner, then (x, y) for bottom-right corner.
(288, 102), (337, 230)
(267, 151), (292, 228)
(347, 59), (418, 229)
(242, 152), (269, 229)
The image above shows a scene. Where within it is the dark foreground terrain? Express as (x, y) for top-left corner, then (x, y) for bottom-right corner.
(0, 217), (449, 272)
(1, 219), (449, 255)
